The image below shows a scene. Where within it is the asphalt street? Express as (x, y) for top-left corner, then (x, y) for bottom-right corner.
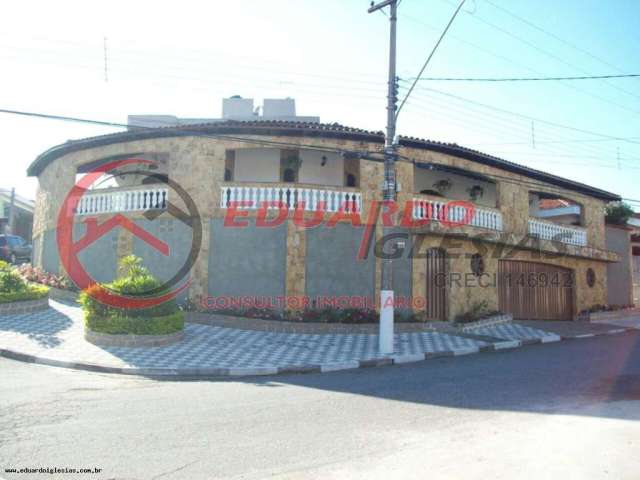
(1, 332), (639, 480)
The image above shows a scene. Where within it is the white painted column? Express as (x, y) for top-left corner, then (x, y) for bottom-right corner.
(379, 289), (395, 354)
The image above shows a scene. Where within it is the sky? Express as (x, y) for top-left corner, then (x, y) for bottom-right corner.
(1, 0), (638, 210)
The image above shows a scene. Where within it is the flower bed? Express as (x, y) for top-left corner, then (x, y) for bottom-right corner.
(189, 304), (429, 324)
(0, 261), (50, 314)
(583, 305), (640, 322)
(454, 313), (512, 332)
(16, 264), (77, 291)
(80, 256), (184, 346)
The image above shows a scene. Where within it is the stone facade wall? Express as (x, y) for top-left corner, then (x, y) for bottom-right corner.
(398, 148), (609, 250)
(31, 133), (613, 321)
(605, 225), (634, 306)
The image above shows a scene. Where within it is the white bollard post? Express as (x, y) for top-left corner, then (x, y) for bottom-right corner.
(379, 289), (394, 354)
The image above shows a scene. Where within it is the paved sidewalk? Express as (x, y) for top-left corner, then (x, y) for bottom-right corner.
(517, 319), (633, 338)
(0, 300), (492, 376)
(0, 301), (628, 377)
(589, 315), (640, 331)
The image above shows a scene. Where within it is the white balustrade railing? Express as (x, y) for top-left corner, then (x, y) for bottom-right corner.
(220, 185), (361, 213)
(412, 198), (503, 231)
(75, 187), (168, 216)
(528, 218), (587, 246)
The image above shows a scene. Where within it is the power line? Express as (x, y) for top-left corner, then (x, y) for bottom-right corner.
(482, 0), (633, 78)
(1, 106), (628, 202)
(399, 86), (640, 163)
(396, 0), (466, 119)
(400, 89), (640, 165)
(401, 101), (640, 170)
(470, 137), (640, 147)
(479, 0), (640, 104)
(410, 73), (640, 82)
(403, 8), (640, 115)
(404, 83), (640, 146)
(0, 108), (383, 159)
(439, 0), (640, 110)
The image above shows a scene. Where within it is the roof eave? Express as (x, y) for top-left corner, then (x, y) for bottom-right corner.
(399, 136), (621, 202)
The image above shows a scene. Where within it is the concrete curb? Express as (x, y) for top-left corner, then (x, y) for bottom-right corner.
(0, 327), (633, 378)
(557, 327), (632, 341)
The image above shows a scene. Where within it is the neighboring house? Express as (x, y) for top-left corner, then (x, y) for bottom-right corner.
(605, 224), (634, 306)
(127, 96), (320, 129)
(629, 214), (640, 305)
(0, 189), (34, 242)
(600, 213), (640, 307)
(27, 99), (621, 321)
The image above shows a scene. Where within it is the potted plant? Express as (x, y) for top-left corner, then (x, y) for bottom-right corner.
(467, 185), (484, 201)
(433, 179), (452, 195)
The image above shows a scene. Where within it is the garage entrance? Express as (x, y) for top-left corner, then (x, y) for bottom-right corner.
(498, 261), (574, 320)
(425, 248), (447, 320)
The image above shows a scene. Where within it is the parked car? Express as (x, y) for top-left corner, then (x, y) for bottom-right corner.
(0, 235), (32, 264)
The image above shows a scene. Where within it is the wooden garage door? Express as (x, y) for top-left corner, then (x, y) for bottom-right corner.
(498, 261), (574, 320)
(425, 248), (447, 321)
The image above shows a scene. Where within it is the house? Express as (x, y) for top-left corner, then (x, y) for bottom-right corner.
(27, 98), (621, 321)
(0, 189), (34, 241)
(599, 212), (639, 308)
(629, 214), (640, 305)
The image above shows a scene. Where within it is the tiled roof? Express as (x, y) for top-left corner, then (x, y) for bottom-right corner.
(28, 120), (620, 201)
(27, 120), (385, 177)
(399, 135), (620, 201)
(539, 199), (573, 210)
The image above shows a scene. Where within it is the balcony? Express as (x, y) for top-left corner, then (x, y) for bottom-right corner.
(220, 183), (362, 213)
(412, 196), (503, 231)
(75, 186), (168, 216)
(528, 218), (587, 246)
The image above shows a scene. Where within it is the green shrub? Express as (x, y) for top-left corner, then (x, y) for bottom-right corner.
(0, 268), (28, 294)
(0, 284), (49, 303)
(79, 255), (183, 335)
(605, 201), (635, 225)
(84, 311), (184, 335)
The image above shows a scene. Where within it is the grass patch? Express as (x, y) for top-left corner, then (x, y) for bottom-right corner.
(84, 311), (185, 335)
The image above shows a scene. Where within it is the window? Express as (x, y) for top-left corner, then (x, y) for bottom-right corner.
(280, 149), (300, 183)
(346, 173), (357, 188)
(282, 168), (296, 183)
(470, 254), (485, 277)
(225, 150), (235, 181)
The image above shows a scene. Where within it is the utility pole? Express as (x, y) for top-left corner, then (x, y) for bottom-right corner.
(368, 0), (398, 354)
(8, 187), (16, 235)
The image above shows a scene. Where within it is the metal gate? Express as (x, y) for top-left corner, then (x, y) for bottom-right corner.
(498, 260), (574, 320)
(425, 248), (447, 320)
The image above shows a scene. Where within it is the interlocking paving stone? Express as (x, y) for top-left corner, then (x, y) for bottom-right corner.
(0, 301), (489, 372)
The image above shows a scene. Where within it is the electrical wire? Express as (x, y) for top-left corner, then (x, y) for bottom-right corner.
(396, 0), (466, 119)
(400, 89), (640, 167)
(409, 73), (640, 82)
(439, 0), (640, 108)
(0, 108), (385, 159)
(1, 107), (630, 203)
